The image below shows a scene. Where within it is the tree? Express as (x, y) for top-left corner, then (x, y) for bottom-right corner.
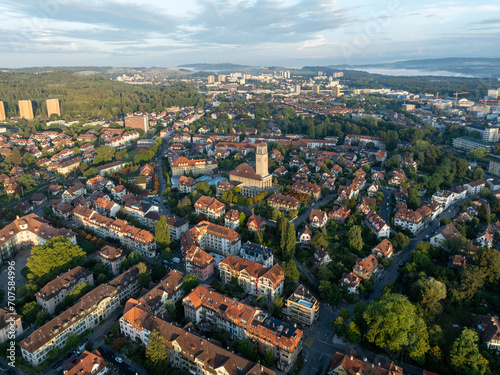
(318, 264), (333, 281)
(319, 280), (340, 305)
(331, 316), (346, 335)
(345, 322), (362, 343)
(407, 188), (421, 210)
(411, 277), (446, 314)
(347, 226), (364, 252)
(271, 209), (280, 221)
(21, 301), (41, 324)
(151, 264), (167, 282)
(138, 272), (151, 289)
(284, 222), (296, 260)
(197, 181), (211, 195)
(449, 328), (489, 375)
(477, 203), (490, 224)
(22, 153), (35, 166)
(27, 237), (86, 280)
(311, 231), (328, 249)
(472, 166), (484, 180)
(35, 309), (52, 327)
(10, 147), (22, 166)
(145, 329), (168, 370)
(467, 148), (488, 161)
(182, 274), (200, 294)
(235, 340), (259, 362)
(155, 216), (171, 249)
(239, 212), (246, 227)
(363, 294), (430, 361)
(476, 248), (500, 283)
(281, 260), (300, 284)
(262, 348), (274, 367)
(391, 232), (410, 250)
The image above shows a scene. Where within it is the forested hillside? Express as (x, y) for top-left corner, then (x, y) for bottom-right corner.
(0, 71), (204, 120)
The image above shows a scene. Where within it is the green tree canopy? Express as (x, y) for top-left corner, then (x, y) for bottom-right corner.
(26, 237), (86, 280)
(182, 274), (200, 294)
(281, 260), (300, 285)
(363, 293), (430, 362)
(347, 225), (364, 252)
(145, 329), (168, 374)
(449, 328), (489, 375)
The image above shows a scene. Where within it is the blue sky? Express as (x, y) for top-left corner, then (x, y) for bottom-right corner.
(1, 0), (500, 68)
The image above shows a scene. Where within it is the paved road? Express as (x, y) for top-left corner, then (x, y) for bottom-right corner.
(293, 194), (334, 230)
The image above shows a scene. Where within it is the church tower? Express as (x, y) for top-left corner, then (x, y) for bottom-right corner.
(255, 142), (269, 177)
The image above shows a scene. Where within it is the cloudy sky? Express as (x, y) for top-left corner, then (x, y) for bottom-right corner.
(1, 0), (500, 68)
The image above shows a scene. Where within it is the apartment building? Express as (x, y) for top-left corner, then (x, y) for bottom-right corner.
(194, 196), (226, 219)
(219, 255), (284, 300)
(129, 269), (184, 314)
(143, 212), (189, 240)
(124, 115), (149, 132)
(181, 221), (241, 257)
(283, 285), (319, 326)
(327, 350), (403, 375)
(0, 309), (23, 344)
(64, 350), (109, 375)
(35, 266), (94, 314)
(18, 100), (34, 120)
(93, 197), (120, 217)
(46, 99), (61, 117)
(489, 157), (500, 177)
(96, 245), (125, 275)
(0, 214), (76, 264)
(291, 181), (321, 200)
(240, 242), (274, 268)
(62, 182), (86, 203)
(20, 266), (139, 367)
(182, 286), (303, 372)
(224, 209), (240, 230)
(309, 209), (327, 228)
(169, 152), (218, 177)
(394, 209), (423, 234)
(364, 211), (390, 238)
(353, 255), (379, 280)
(177, 176), (197, 193)
(123, 201), (159, 226)
(371, 239), (394, 258)
(267, 194), (300, 211)
(119, 305), (275, 375)
(185, 246), (214, 281)
(72, 205), (156, 258)
(452, 136), (494, 152)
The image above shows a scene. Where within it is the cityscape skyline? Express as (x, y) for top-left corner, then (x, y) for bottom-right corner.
(2, 0), (500, 68)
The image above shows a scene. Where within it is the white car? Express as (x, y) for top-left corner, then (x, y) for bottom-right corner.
(115, 357), (123, 363)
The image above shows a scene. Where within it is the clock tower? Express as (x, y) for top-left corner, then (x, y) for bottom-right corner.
(255, 142), (269, 177)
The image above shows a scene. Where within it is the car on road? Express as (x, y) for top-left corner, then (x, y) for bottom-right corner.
(426, 235), (430, 239)
(172, 257), (181, 263)
(52, 360), (64, 369)
(425, 225), (428, 229)
(115, 357), (124, 363)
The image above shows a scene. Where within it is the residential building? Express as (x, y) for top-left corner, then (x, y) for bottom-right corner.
(0, 101), (5, 121)
(473, 314), (500, 351)
(130, 270), (184, 314)
(72, 206), (156, 258)
(177, 176), (197, 194)
(182, 285), (302, 372)
(430, 223), (460, 247)
(309, 209), (327, 228)
(62, 182), (86, 203)
(51, 200), (72, 219)
(169, 152), (218, 177)
(111, 185), (128, 201)
(119, 305), (276, 375)
(20, 267), (139, 367)
(311, 247), (332, 267)
(96, 161), (127, 176)
(123, 201), (159, 226)
(63, 350), (109, 375)
(0, 309), (23, 344)
(46, 99), (61, 117)
(219, 255), (284, 300)
(194, 196), (226, 219)
(291, 181), (321, 200)
(93, 197), (120, 217)
(181, 221), (241, 257)
(96, 245), (125, 275)
(185, 246), (214, 281)
(224, 209), (240, 230)
(284, 285), (319, 326)
(18, 100), (34, 120)
(328, 206), (350, 223)
(240, 242), (274, 268)
(371, 239), (394, 258)
(124, 115), (149, 132)
(452, 136), (494, 152)
(0, 214), (76, 263)
(365, 211), (390, 238)
(267, 194), (300, 211)
(297, 227), (312, 244)
(353, 255), (379, 280)
(464, 179), (486, 195)
(35, 266), (94, 314)
(394, 209), (423, 234)
(327, 349), (403, 375)
(247, 214), (266, 232)
(488, 157), (500, 177)
(339, 273), (361, 294)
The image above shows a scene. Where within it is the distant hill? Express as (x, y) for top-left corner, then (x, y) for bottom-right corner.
(329, 57), (500, 77)
(177, 63), (252, 72)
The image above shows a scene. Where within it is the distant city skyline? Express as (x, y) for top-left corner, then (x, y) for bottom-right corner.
(1, 0), (500, 68)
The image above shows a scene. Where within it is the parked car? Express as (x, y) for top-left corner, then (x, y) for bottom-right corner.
(52, 360), (63, 369)
(115, 357), (124, 363)
(172, 257), (181, 263)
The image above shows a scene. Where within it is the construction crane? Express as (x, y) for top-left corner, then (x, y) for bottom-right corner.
(454, 91), (469, 106)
